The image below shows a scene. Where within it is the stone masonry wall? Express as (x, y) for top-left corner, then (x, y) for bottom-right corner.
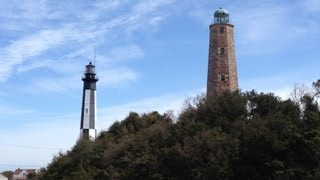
(207, 23), (238, 97)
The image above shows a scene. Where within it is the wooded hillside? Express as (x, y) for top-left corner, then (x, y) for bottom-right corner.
(35, 86), (320, 179)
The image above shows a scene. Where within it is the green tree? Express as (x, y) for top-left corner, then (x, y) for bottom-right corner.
(35, 87), (320, 179)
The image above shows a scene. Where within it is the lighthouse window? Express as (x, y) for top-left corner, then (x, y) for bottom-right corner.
(221, 75), (226, 81)
(86, 108), (88, 114)
(219, 27), (225, 33)
(221, 48), (225, 54)
(219, 75), (229, 81)
(218, 47), (225, 55)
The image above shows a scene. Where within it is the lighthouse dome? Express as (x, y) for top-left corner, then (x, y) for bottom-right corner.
(214, 7), (229, 18)
(213, 7), (230, 24)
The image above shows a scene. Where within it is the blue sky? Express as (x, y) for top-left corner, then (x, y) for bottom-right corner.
(0, 0), (319, 171)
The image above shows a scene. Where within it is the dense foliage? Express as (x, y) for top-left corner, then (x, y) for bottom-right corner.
(34, 89), (320, 179)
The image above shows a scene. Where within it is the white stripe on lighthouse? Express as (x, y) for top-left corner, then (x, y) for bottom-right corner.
(83, 89), (91, 129)
(88, 129), (96, 139)
(82, 90), (97, 130)
(92, 91), (97, 128)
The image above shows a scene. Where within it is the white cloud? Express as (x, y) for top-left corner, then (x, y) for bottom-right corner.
(232, 3), (289, 54)
(16, 60), (54, 73)
(233, 1), (320, 55)
(63, 45), (94, 60)
(148, 15), (168, 26)
(98, 68), (140, 88)
(15, 44), (144, 94)
(17, 58), (85, 75)
(0, 27), (73, 81)
(27, 76), (81, 94)
(0, 0), (175, 85)
(111, 0), (175, 34)
(99, 45), (144, 65)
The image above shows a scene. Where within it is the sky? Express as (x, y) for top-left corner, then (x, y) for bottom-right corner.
(0, 0), (319, 172)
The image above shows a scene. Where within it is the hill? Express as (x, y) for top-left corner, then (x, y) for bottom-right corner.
(35, 88), (320, 179)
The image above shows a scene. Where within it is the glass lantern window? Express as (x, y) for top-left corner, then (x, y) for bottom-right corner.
(86, 68), (95, 74)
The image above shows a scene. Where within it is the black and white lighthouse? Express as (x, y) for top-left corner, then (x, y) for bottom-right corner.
(80, 62), (98, 140)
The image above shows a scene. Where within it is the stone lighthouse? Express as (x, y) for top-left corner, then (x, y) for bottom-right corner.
(207, 7), (238, 97)
(80, 62), (98, 140)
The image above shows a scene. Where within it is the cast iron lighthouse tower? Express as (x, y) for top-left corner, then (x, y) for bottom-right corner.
(80, 62), (98, 140)
(207, 7), (238, 97)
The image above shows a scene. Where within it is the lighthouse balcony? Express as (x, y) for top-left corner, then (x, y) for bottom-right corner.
(82, 75), (99, 81)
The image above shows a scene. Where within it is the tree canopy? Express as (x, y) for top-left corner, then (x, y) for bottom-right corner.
(34, 89), (320, 179)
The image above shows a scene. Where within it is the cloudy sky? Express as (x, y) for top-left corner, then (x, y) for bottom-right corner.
(0, 0), (319, 171)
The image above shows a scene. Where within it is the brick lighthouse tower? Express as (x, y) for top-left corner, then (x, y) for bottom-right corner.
(207, 7), (238, 97)
(80, 62), (98, 140)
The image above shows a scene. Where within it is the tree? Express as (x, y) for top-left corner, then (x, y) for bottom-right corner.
(1, 171), (13, 180)
(291, 79), (320, 112)
(34, 88), (320, 179)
